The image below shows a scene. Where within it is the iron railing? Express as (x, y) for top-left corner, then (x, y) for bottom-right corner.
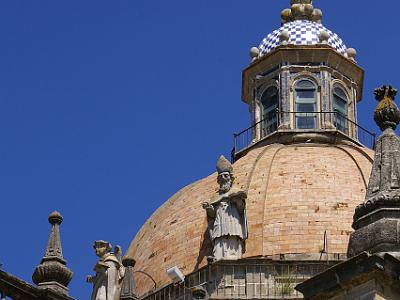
(233, 111), (376, 157)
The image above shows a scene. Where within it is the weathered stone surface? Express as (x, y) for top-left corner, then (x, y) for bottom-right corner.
(1, 268), (74, 300)
(348, 217), (400, 257)
(32, 211), (73, 296)
(296, 252), (400, 300)
(202, 156), (248, 261)
(87, 241), (124, 300)
(120, 258), (139, 300)
(353, 128), (400, 223)
(374, 86), (400, 131)
(349, 86), (400, 257)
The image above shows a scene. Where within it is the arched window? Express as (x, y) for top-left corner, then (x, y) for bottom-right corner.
(333, 86), (348, 134)
(295, 80), (317, 129)
(261, 86), (279, 136)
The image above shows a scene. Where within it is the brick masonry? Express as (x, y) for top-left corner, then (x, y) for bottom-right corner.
(126, 142), (374, 296)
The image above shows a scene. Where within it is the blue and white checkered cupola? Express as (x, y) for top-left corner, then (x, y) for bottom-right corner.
(259, 20), (347, 57)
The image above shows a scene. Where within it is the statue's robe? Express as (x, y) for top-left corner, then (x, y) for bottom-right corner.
(91, 253), (124, 300)
(207, 187), (248, 259)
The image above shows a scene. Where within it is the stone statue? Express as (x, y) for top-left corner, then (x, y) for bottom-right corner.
(202, 156), (248, 260)
(87, 240), (125, 300)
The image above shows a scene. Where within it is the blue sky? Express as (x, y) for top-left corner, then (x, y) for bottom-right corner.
(0, 0), (399, 299)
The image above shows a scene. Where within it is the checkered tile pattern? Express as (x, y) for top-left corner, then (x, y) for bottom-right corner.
(259, 20), (347, 56)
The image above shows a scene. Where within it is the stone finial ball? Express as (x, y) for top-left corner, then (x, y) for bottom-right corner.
(291, 0), (312, 4)
(279, 30), (290, 42)
(291, 4), (305, 17)
(318, 30), (330, 43)
(48, 211), (63, 225)
(281, 8), (292, 21)
(250, 47), (260, 59)
(304, 4), (314, 16)
(312, 9), (323, 22)
(347, 48), (357, 59)
(191, 286), (208, 299)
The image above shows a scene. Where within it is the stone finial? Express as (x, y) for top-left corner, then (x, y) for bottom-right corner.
(346, 48), (357, 62)
(281, 8), (292, 24)
(249, 47), (260, 62)
(282, 0), (322, 24)
(32, 211), (73, 296)
(374, 85), (400, 131)
(279, 30), (290, 45)
(318, 30), (329, 44)
(216, 156), (233, 174)
(348, 86), (400, 257)
(311, 8), (323, 23)
(120, 257), (139, 300)
(191, 285), (208, 299)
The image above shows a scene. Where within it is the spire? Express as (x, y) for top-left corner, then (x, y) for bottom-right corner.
(348, 86), (400, 257)
(32, 211), (73, 296)
(281, 0), (323, 24)
(120, 257), (139, 300)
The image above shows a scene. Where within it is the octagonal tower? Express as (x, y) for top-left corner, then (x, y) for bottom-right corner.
(126, 1), (375, 299)
(236, 0), (371, 160)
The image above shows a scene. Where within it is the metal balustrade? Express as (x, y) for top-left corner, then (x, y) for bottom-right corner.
(233, 111), (376, 159)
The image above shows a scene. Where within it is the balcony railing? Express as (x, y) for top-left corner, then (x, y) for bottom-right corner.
(233, 111), (376, 159)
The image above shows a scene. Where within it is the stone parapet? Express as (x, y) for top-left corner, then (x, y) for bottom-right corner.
(142, 259), (337, 300)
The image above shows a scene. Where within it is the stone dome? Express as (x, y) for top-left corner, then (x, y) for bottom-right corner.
(259, 20), (347, 57)
(127, 142), (373, 296)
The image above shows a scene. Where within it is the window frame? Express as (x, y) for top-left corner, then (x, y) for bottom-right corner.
(332, 85), (349, 134)
(260, 85), (279, 137)
(294, 79), (318, 129)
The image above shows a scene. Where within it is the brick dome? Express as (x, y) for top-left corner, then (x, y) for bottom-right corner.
(126, 142), (373, 296)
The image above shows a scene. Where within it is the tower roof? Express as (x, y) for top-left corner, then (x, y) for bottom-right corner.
(259, 20), (347, 57)
(258, 0), (348, 57)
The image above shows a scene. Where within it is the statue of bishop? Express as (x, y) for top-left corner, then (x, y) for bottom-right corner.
(202, 156), (248, 260)
(87, 240), (125, 300)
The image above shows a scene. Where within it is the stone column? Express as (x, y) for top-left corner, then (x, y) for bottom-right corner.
(279, 69), (291, 129)
(320, 70), (333, 128)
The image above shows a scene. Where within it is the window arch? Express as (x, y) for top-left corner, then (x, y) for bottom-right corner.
(260, 86), (279, 136)
(333, 86), (349, 134)
(295, 79), (317, 129)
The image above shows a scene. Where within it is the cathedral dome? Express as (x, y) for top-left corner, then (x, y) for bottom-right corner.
(259, 20), (347, 57)
(126, 142), (373, 296)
